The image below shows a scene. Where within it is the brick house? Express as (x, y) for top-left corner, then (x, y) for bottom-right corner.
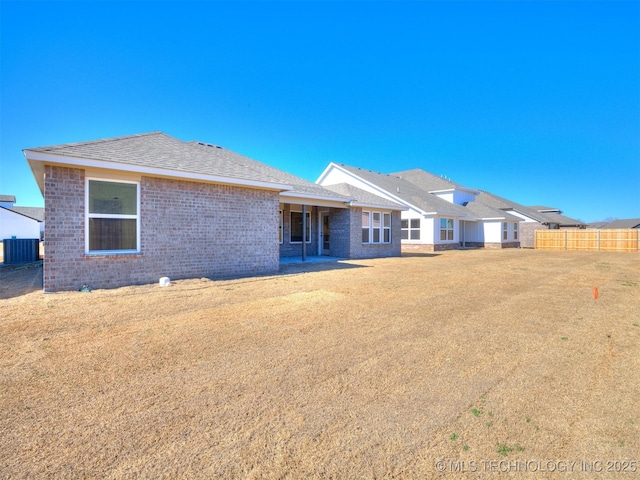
(24, 132), (403, 292)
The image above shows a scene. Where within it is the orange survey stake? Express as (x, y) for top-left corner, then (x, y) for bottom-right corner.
(593, 287), (599, 299)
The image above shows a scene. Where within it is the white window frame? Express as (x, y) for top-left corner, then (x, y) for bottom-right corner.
(503, 222), (508, 240)
(85, 177), (140, 254)
(513, 222), (518, 240)
(362, 210), (392, 244)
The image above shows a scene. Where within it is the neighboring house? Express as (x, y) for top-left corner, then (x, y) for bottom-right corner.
(0, 194), (17, 208)
(0, 195), (44, 240)
(589, 218), (640, 229)
(475, 192), (584, 248)
(316, 163), (521, 251)
(24, 132), (403, 292)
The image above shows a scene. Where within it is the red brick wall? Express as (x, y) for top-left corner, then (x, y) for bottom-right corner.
(43, 165), (280, 291)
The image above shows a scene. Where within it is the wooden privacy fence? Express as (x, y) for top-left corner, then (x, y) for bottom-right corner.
(535, 229), (640, 252)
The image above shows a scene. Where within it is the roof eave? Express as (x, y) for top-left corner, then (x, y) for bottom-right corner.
(349, 201), (407, 211)
(23, 150), (293, 192)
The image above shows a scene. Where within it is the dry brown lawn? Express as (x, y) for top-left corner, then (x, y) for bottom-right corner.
(1, 249), (639, 479)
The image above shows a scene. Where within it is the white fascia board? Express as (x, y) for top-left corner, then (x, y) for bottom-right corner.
(279, 191), (350, 209)
(321, 163), (428, 214)
(428, 187), (480, 195)
(24, 150), (293, 192)
(314, 162), (340, 184)
(350, 201), (407, 211)
(428, 188), (455, 194)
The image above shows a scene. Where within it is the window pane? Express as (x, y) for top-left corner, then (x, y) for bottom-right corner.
(89, 180), (137, 215)
(89, 218), (136, 250)
(440, 230), (446, 241)
(401, 230), (408, 240)
(362, 228), (369, 243)
(411, 218), (420, 229)
(410, 230), (420, 240)
(384, 229), (391, 243)
(290, 212), (310, 242)
(373, 229), (380, 243)
(440, 218), (446, 228)
(362, 211), (370, 228)
(448, 230), (454, 240)
(383, 213), (391, 227)
(373, 212), (381, 228)
(447, 218), (454, 229)
(401, 219), (408, 229)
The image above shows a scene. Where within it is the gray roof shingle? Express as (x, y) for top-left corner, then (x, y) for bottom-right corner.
(391, 168), (471, 192)
(9, 206), (45, 222)
(595, 218), (640, 229)
(322, 183), (405, 210)
(26, 132), (348, 202)
(337, 164), (471, 217)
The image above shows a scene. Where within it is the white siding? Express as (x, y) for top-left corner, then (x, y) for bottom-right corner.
(431, 189), (476, 206)
(432, 192), (454, 204)
(0, 208), (41, 239)
(461, 220), (483, 243)
(484, 221), (503, 243)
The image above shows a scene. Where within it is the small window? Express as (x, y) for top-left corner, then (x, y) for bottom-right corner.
(503, 222), (508, 240)
(278, 210), (283, 243)
(290, 211), (311, 243)
(440, 218), (454, 241)
(383, 213), (391, 243)
(87, 179), (139, 253)
(513, 222), (518, 240)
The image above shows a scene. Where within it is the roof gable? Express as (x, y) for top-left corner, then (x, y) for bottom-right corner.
(334, 164), (471, 217)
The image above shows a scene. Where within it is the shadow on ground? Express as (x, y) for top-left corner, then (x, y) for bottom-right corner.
(278, 260), (369, 276)
(0, 262), (43, 299)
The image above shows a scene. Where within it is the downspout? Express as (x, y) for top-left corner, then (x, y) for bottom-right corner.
(302, 204), (307, 261)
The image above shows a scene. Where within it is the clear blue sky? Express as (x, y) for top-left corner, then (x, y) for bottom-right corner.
(1, 0), (638, 222)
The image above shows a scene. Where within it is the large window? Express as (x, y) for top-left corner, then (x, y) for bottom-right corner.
(87, 179), (139, 253)
(290, 211), (311, 243)
(363, 211), (391, 244)
(401, 218), (420, 240)
(440, 218), (454, 241)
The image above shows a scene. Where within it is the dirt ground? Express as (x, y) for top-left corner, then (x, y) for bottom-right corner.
(1, 249), (639, 479)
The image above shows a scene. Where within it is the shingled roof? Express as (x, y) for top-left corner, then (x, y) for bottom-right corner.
(24, 132), (350, 203)
(391, 168), (476, 193)
(8, 206), (45, 222)
(336, 164), (472, 217)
